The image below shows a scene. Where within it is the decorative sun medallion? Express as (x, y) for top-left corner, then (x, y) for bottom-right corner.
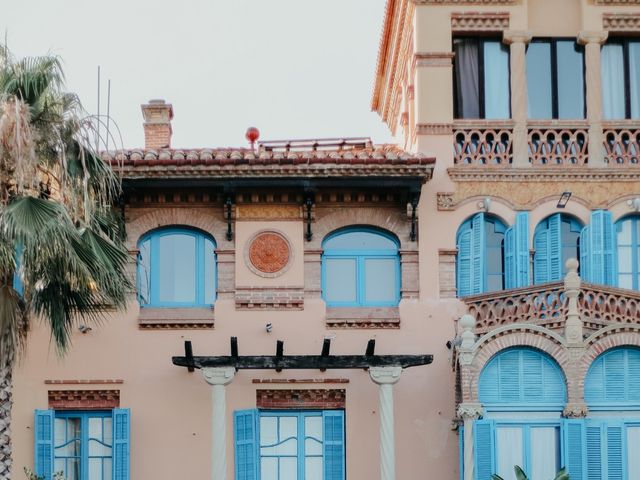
(247, 231), (292, 276)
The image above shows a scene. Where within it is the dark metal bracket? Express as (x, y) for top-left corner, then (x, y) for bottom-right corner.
(225, 196), (233, 241)
(409, 194), (419, 242)
(304, 193), (315, 242)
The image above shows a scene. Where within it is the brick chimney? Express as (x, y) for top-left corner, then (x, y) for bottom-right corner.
(141, 99), (173, 149)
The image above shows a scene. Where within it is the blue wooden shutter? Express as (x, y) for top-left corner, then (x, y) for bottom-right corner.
(471, 213), (486, 294)
(589, 211), (616, 285)
(548, 214), (563, 281)
(459, 426), (464, 480)
(580, 226), (591, 282)
(473, 419), (494, 480)
(586, 423), (603, 480)
(34, 410), (54, 480)
(534, 227), (549, 284)
(515, 212), (530, 287)
(234, 409), (259, 480)
(563, 419), (585, 480)
(323, 410), (345, 480)
(112, 408), (130, 480)
(504, 226), (515, 289)
(457, 228), (473, 297)
(606, 424), (623, 480)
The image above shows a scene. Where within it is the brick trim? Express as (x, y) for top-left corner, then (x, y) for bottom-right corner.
(252, 379), (349, 384)
(138, 307), (215, 329)
(256, 389), (346, 409)
(326, 307), (400, 329)
(235, 287), (304, 310)
(45, 379), (124, 385)
(48, 390), (120, 410)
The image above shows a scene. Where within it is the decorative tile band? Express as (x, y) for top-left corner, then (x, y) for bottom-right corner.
(252, 379), (350, 384)
(451, 12), (509, 32)
(45, 379), (124, 385)
(48, 390), (120, 410)
(603, 13), (640, 31)
(235, 287), (304, 310)
(416, 123), (454, 135)
(256, 389), (346, 409)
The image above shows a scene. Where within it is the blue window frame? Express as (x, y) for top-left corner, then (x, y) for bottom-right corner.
(585, 347), (640, 410)
(234, 409), (345, 480)
(137, 227), (216, 307)
(456, 213), (507, 297)
(616, 216), (640, 290)
(321, 227), (400, 307)
(34, 409), (130, 480)
(533, 213), (582, 284)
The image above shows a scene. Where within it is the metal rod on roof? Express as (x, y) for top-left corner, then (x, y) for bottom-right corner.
(106, 79), (111, 151)
(96, 66), (100, 151)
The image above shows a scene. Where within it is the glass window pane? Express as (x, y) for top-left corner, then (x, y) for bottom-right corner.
(619, 273), (633, 289)
(55, 419), (66, 447)
(557, 41), (585, 119)
(618, 219), (633, 244)
(495, 427), (523, 480)
(260, 457), (278, 480)
(527, 42), (553, 118)
(529, 427), (560, 480)
(103, 459), (112, 480)
(453, 38), (480, 119)
(618, 247), (633, 274)
(138, 239), (151, 305)
(279, 417), (298, 442)
(630, 42), (640, 118)
(628, 427), (640, 480)
(260, 417), (278, 448)
(484, 41), (510, 119)
(487, 274), (503, 293)
(324, 231), (397, 251)
(103, 418), (112, 446)
(305, 457), (323, 480)
(324, 258), (357, 303)
(601, 43), (626, 119)
(364, 258), (398, 304)
(89, 417), (102, 441)
(68, 458), (80, 480)
(204, 238), (216, 304)
(158, 233), (197, 303)
(280, 457), (298, 480)
(89, 458), (102, 480)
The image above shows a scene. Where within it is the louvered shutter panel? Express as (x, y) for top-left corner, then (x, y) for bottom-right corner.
(627, 348), (640, 402)
(589, 211), (616, 285)
(474, 419), (494, 480)
(112, 408), (130, 480)
(504, 226), (515, 289)
(580, 226), (591, 282)
(534, 229), (549, 284)
(604, 349), (626, 403)
(586, 423), (603, 480)
(457, 229), (473, 297)
(34, 410), (54, 480)
(563, 419), (585, 480)
(548, 214), (563, 281)
(459, 425), (464, 480)
(471, 213), (486, 294)
(234, 410), (259, 480)
(606, 424), (623, 480)
(515, 212), (530, 287)
(323, 410), (345, 480)
(522, 349), (544, 401)
(499, 349), (521, 402)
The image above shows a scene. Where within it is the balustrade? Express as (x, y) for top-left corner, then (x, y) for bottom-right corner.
(527, 122), (589, 165)
(453, 121), (513, 165)
(603, 124), (640, 165)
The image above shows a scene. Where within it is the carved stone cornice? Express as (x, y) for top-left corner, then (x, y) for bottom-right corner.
(595, 0), (640, 4)
(48, 390), (120, 409)
(451, 12), (509, 32)
(456, 402), (484, 420)
(577, 30), (608, 46)
(563, 403), (589, 418)
(603, 12), (640, 31)
(417, 123), (454, 135)
(413, 0), (516, 4)
(413, 52), (455, 69)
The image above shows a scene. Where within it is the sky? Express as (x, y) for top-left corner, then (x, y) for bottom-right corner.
(2, 0), (393, 149)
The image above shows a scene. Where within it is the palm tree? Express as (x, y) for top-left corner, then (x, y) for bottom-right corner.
(491, 465), (569, 480)
(0, 47), (132, 478)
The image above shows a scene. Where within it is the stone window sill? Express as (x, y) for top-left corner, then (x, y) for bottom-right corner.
(138, 307), (215, 329)
(325, 307), (400, 329)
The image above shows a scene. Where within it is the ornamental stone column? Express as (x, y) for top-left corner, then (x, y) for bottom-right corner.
(578, 31), (608, 167)
(203, 367), (236, 480)
(457, 403), (484, 480)
(369, 366), (403, 480)
(503, 30), (532, 167)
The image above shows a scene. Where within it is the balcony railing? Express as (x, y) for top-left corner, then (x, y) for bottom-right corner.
(453, 121), (513, 166)
(527, 121), (589, 166)
(462, 281), (640, 335)
(603, 122), (640, 165)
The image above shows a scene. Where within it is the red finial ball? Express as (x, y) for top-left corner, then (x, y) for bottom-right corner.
(245, 127), (260, 144)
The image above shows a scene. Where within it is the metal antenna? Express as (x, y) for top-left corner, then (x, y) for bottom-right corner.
(106, 79), (111, 150)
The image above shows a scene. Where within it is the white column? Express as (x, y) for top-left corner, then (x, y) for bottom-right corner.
(457, 403), (484, 480)
(203, 366), (236, 480)
(369, 366), (402, 480)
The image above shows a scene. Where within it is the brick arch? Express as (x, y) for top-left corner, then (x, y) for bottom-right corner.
(580, 328), (640, 383)
(309, 207), (413, 251)
(126, 207), (230, 250)
(462, 329), (568, 403)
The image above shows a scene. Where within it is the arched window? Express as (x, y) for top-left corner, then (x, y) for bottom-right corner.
(533, 213), (582, 284)
(583, 347), (640, 479)
(473, 348), (567, 480)
(616, 216), (640, 290)
(137, 227), (216, 307)
(321, 227), (400, 307)
(456, 213), (506, 296)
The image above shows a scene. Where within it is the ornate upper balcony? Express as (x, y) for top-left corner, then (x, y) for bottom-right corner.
(462, 279), (640, 336)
